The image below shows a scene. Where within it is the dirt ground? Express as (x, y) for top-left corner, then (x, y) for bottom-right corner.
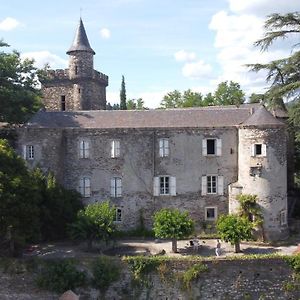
(23, 236), (300, 259)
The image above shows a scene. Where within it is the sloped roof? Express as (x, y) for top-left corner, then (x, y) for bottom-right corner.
(242, 105), (284, 127)
(25, 104), (272, 129)
(67, 18), (95, 55)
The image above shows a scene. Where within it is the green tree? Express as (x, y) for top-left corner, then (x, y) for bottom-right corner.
(33, 170), (83, 240)
(216, 214), (253, 253)
(69, 201), (116, 250)
(0, 41), (42, 123)
(213, 81), (245, 106)
(153, 208), (194, 253)
(120, 75), (127, 110)
(203, 92), (215, 106)
(126, 99), (136, 110)
(181, 89), (203, 107)
(0, 139), (41, 253)
(248, 12), (300, 108)
(160, 90), (182, 108)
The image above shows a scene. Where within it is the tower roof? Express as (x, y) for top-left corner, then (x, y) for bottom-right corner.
(67, 18), (95, 55)
(241, 105), (284, 127)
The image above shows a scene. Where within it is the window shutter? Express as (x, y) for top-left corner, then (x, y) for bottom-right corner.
(250, 144), (255, 157)
(23, 145), (27, 160)
(116, 178), (122, 197)
(153, 177), (160, 196)
(262, 144), (267, 157)
(159, 139), (164, 157)
(170, 177), (176, 196)
(111, 178), (116, 197)
(111, 141), (115, 158)
(79, 141), (83, 158)
(217, 176), (224, 195)
(201, 176), (207, 195)
(85, 141), (90, 158)
(165, 139), (169, 157)
(216, 139), (222, 156)
(115, 140), (120, 157)
(202, 139), (207, 156)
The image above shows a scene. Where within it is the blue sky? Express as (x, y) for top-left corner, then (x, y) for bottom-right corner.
(0, 0), (299, 108)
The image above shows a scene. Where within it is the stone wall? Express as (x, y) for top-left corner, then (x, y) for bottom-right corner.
(17, 126), (238, 230)
(1, 258), (299, 299)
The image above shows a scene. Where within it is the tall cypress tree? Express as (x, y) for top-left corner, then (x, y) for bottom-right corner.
(120, 75), (127, 110)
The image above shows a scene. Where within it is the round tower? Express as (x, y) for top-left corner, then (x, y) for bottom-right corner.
(229, 105), (288, 241)
(67, 18), (95, 79)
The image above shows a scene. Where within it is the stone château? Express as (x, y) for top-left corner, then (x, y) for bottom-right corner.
(17, 19), (289, 241)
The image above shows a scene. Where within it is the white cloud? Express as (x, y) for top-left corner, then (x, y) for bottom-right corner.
(100, 28), (111, 39)
(182, 60), (212, 79)
(174, 50), (196, 62)
(21, 51), (68, 69)
(228, 0), (300, 16)
(208, 3), (300, 96)
(0, 17), (20, 31)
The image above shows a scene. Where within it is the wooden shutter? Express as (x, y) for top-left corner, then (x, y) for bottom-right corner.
(262, 144), (267, 157)
(116, 178), (122, 197)
(201, 176), (207, 195)
(216, 139), (222, 156)
(153, 177), (160, 196)
(23, 145), (27, 160)
(159, 139), (164, 157)
(85, 141), (90, 158)
(110, 178), (116, 197)
(165, 139), (169, 157)
(115, 140), (120, 157)
(170, 177), (176, 196)
(217, 176), (224, 195)
(202, 139), (207, 156)
(250, 144), (255, 157)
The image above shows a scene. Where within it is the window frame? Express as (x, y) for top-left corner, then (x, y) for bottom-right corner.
(160, 176), (170, 195)
(207, 175), (217, 194)
(79, 140), (90, 159)
(23, 145), (35, 160)
(205, 206), (218, 221)
(114, 208), (122, 223)
(111, 177), (122, 198)
(159, 138), (169, 157)
(79, 177), (91, 198)
(111, 140), (120, 158)
(280, 210), (287, 226)
(251, 143), (267, 157)
(203, 138), (222, 156)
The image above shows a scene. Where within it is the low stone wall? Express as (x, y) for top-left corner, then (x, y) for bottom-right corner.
(1, 257), (299, 300)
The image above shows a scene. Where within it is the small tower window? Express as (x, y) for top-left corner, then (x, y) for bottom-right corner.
(255, 144), (262, 155)
(78, 88), (81, 94)
(61, 95), (66, 111)
(75, 66), (78, 75)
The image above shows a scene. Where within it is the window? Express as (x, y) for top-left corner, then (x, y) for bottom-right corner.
(111, 177), (122, 197)
(205, 207), (217, 221)
(114, 208), (122, 222)
(23, 145), (35, 160)
(79, 140), (90, 158)
(251, 144), (267, 157)
(203, 138), (222, 156)
(159, 138), (169, 157)
(79, 177), (91, 197)
(75, 66), (78, 75)
(78, 88), (81, 94)
(111, 140), (120, 158)
(153, 176), (176, 196)
(201, 175), (224, 195)
(280, 210), (287, 226)
(61, 95), (66, 111)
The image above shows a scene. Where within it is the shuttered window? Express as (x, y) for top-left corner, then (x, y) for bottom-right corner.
(111, 140), (120, 158)
(202, 175), (224, 195)
(23, 145), (35, 160)
(79, 140), (90, 158)
(79, 177), (91, 197)
(111, 177), (122, 197)
(202, 138), (222, 156)
(153, 176), (176, 196)
(251, 143), (267, 157)
(159, 138), (169, 157)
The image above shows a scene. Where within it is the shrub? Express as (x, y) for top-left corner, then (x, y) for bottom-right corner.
(91, 256), (120, 292)
(182, 263), (208, 289)
(36, 259), (86, 293)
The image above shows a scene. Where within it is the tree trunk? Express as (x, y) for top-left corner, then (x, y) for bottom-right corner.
(234, 241), (241, 253)
(172, 239), (178, 253)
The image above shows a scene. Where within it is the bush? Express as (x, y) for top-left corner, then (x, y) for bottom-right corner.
(91, 256), (120, 292)
(36, 259), (86, 293)
(182, 263), (208, 289)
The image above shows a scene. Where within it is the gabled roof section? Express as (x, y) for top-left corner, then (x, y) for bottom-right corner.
(25, 104), (261, 129)
(242, 105), (284, 127)
(67, 18), (95, 55)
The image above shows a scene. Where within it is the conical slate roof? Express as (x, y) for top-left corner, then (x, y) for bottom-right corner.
(67, 18), (95, 55)
(242, 105), (284, 127)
